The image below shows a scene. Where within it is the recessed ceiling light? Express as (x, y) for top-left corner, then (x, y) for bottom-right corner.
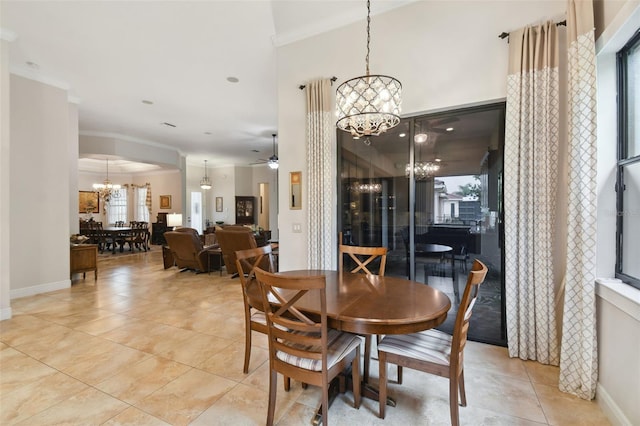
(251, 149), (259, 153)
(142, 100), (154, 105)
(399, 133), (406, 137)
(161, 122), (176, 128)
(435, 158), (442, 162)
(204, 131), (212, 135)
(26, 61), (39, 70)
(227, 76), (239, 83)
(446, 127), (454, 132)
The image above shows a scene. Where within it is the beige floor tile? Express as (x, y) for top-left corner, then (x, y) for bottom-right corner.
(199, 340), (269, 381)
(38, 337), (149, 385)
(0, 346), (59, 394)
(0, 314), (75, 348)
(74, 312), (132, 335)
(135, 368), (237, 425)
(0, 372), (89, 424)
(533, 382), (611, 425)
(16, 387), (128, 425)
(96, 355), (191, 404)
(157, 332), (234, 367)
(102, 406), (172, 425)
(524, 360), (560, 387)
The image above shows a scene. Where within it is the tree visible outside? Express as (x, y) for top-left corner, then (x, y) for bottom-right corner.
(454, 175), (481, 199)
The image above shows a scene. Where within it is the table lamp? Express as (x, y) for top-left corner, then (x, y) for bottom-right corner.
(167, 213), (182, 230)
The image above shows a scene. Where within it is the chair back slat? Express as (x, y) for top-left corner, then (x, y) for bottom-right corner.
(451, 260), (488, 367)
(338, 232), (387, 276)
(254, 268), (328, 371)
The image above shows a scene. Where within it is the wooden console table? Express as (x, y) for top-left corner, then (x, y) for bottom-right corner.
(70, 244), (98, 280)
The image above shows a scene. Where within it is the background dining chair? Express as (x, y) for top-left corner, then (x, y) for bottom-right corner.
(338, 232), (387, 381)
(377, 259), (488, 425)
(234, 245), (276, 374)
(254, 267), (362, 426)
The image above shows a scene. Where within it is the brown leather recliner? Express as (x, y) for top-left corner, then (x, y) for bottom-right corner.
(164, 227), (217, 272)
(215, 226), (258, 276)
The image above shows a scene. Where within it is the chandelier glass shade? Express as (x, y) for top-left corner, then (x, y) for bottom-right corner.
(93, 159), (121, 203)
(335, 0), (402, 138)
(405, 161), (440, 180)
(200, 160), (212, 190)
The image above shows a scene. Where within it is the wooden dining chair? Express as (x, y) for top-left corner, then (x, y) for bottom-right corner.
(234, 245), (276, 374)
(377, 259), (488, 425)
(338, 232), (387, 381)
(254, 267), (362, 426)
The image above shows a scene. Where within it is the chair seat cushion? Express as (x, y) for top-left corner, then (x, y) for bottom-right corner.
(276, 330), (363, 372)
(250, 311), (267, 325)
(378, 328), (452, 366)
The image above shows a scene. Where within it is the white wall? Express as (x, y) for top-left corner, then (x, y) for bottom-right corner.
(9, 75), (72, 297)
(275, 0), (566, 271)
(0, 39), (11, 319)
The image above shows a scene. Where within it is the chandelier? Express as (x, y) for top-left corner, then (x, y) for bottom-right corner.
(93, 159), (121, 203)
(267, 133), (279, 170)
(336, 0), (402, 138)
(405, 161), (440, 180)
(200, 160), (212, 189)
(349, 181), (382, 193)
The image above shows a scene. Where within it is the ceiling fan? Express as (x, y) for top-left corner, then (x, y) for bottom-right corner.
(250, 133), (278, 169)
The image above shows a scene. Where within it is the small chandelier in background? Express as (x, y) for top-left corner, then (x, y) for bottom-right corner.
(93, 158), (121, 203)
(349, 181), (382, 193)
(200, 160), (212, 190)
(267, 133), (279, 170)
(405, 161), (440, 181)
(336, 0), (402, 138)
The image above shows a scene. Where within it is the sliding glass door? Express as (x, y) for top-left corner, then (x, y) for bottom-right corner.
(338, 102), (506, 346)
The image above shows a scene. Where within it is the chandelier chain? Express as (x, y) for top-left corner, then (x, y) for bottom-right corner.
(365, 0), (371, 76)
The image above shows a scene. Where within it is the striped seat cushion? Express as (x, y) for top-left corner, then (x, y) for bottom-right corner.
(276, 329), (363, 372)
(377, 328), (452, 366)
(250, 310), (267, 325)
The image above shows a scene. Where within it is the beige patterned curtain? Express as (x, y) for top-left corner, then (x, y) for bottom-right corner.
(305, 78), (333, 269)
(559, 0), (598, 400)
(504, 22), (560, 366)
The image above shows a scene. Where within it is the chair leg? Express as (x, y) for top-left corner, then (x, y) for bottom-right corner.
(352, 346), (361, 409)
(284, 376), (290, 391)
(243, 326), (251, 374)
(449, 375), (460, 426)
(458, 369), (467, 407)
(397, 365), (403, 384)
(266, 369), (277, 426)
(322, 378), (329, 426)
(364, 335), (371, 383)
(378, 351), (387, 419)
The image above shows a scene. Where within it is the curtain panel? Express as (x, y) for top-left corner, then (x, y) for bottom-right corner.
(504, 21), (561, 365)
(559, 0), (598, 400)
(305, 78), (334, 269)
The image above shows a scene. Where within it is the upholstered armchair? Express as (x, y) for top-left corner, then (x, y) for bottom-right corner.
(215, 226), (258, 276)
(164, 227), (218, 272)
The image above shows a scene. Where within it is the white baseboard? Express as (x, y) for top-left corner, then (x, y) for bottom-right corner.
(597, 382), (632, 426)
(10, 279), (70, 300)
(0, 306), (12, 321)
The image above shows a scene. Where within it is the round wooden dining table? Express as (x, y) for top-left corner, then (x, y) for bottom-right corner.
(248, 269), (452, 336)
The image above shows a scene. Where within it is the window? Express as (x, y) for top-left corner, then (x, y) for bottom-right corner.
(616, 29), (640, 289)
(133, 187), (149, 222)
(107, 188), (128, 225)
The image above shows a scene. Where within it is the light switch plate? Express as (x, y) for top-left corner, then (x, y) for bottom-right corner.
(292, 223), (302, 233)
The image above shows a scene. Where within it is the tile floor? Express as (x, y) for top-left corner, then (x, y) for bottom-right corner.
(1, 249), (610, 425)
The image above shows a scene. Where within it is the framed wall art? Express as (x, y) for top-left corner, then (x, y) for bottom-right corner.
(79, 191), (99, 214)
(159, 195), (172, 210)
(216, 197), (223, 212)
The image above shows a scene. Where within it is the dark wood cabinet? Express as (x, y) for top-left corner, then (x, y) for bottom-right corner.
(235, 196), (255, 224)
(70, 244), (98, 280)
